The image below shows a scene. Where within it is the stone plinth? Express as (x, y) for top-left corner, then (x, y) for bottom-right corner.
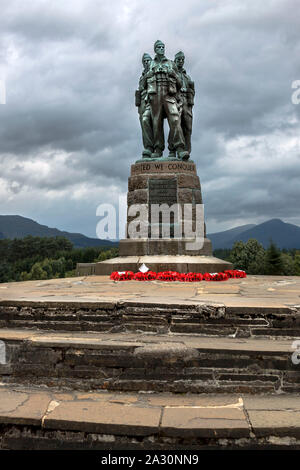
(94, 254), (231, 274)
(122, 159), (212, 256)
(119, 238), (213, 256)
(94, 159), (232, 274)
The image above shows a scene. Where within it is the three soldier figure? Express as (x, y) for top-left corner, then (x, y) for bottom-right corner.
(135, 40), (194, 161)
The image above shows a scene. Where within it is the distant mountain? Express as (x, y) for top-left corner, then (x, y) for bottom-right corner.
(208, 219), (300, 249)
(0, 215), (118, 249)
(2, 215), (299, 251)
(208, 224), (256, 249)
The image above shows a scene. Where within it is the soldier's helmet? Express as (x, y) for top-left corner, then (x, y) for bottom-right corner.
(154, 40), (165, 52)
(142, 53), (152, 64)
(175, 51), (185, 60)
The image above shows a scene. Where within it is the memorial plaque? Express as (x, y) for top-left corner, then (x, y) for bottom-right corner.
(149, 178), (177, 205)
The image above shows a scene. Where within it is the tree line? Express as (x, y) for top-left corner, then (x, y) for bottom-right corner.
(0, 236), (299, 283)
(0, 236), (118, 283)
(214, 239), (300, 275)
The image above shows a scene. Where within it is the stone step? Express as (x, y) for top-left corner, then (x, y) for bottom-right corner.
(0, 329), (299, 394)
(0, 384), (300, 450)
(1, 300), (300, 338)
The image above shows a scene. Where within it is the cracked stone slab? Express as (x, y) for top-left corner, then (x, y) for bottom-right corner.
(0, 389), (51, 426)
(247, 410), (300, 438)
(161, 406), (249, 438)
(43, 400), (161, 436)
(0, 385), (300, 441)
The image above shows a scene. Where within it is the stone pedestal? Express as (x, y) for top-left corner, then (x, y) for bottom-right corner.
(95, 159), (232, 274)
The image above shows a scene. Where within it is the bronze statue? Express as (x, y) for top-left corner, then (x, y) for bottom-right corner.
(171, 51), (194, 156)
(135, 53), (154, 158)
(135, 41), (194, 161)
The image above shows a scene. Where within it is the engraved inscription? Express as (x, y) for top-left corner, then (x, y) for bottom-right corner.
(149, 178), (177, 205)
(131, 162), (196, 174)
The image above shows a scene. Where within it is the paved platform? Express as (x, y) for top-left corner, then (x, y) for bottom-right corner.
(0, 328), (299, 394)
(0, 276), (299, 449)
(0, 384), (300, 449)
(0, 275), (300, 309)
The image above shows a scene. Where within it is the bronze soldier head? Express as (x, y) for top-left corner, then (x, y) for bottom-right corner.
(154, 40), (165, 57)
(175, 51), (185, 71)
(142, 53), (152, 71)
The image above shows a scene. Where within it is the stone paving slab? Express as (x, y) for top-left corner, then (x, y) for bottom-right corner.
(0, 385), (300, 441)
(161, 407), (249, 438)
(247, 410), (300, 438)
(243, 396), (300, 410)
(0, 328), (295, 354)
(145, 395), (240, 407)
(0, 388), (51, 426)
(0, 275), (300, 310)
(43, 400), (162, 436)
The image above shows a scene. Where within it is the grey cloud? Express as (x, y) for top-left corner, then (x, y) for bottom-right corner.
(0, 0), (299, 236)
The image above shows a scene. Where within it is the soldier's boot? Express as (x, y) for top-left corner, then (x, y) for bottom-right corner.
(178, 150), (190, 161)
(142, 149), (152, 158)
(168, 151), (176, 159)
(151, 148), (163, 159)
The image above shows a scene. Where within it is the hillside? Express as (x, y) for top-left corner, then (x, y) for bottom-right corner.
(208, 224), (256, 249)
(0, 215), (117, 249)
(1, 215), (299, 250)
(208, 219), (300, 249)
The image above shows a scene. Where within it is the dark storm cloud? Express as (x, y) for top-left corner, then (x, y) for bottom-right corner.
(0, 0), (300, 235)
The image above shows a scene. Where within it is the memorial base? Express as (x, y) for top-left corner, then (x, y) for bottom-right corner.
(119, 237), (213, 256)
(94, 254), (232, 275)
(77, 159), (233, 276)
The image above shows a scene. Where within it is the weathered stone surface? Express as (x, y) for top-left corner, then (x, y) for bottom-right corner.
(177, 173), (200, 188)
(129, 172), (201, 193)
(0, 389), (50, 426)
(0, 385), (300, 449)
(248, 410), (300, 437)
(161, 407), (249, 438)
(170, 324), (236, 335)
(118, 240), (213, 257)
(146, 394), (239, 407)
(177, 188), (193, 203)
(243, 395), (300, 410)
(1, 276), (300, 342)
(133, 343), (199, 361)
(1, 328), (298, 393)
(193, 189), (203, 204)
(44, 401), (161, 436)
(18, 348), (62, 364)
(127, 188), (148, 205)
(128, 174), (149, 191)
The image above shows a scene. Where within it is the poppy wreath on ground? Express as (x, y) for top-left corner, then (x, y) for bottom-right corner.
(185, 272), (197, 282)
(133, 272), (146, 281)
(110, 271), (134, 281)
(110, 269), (246, 282)
(145, 270), (157, 281)
(224, 269), (247, 279)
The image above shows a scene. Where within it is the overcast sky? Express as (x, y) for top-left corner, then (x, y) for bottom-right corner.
(0, 0), (300, 237)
